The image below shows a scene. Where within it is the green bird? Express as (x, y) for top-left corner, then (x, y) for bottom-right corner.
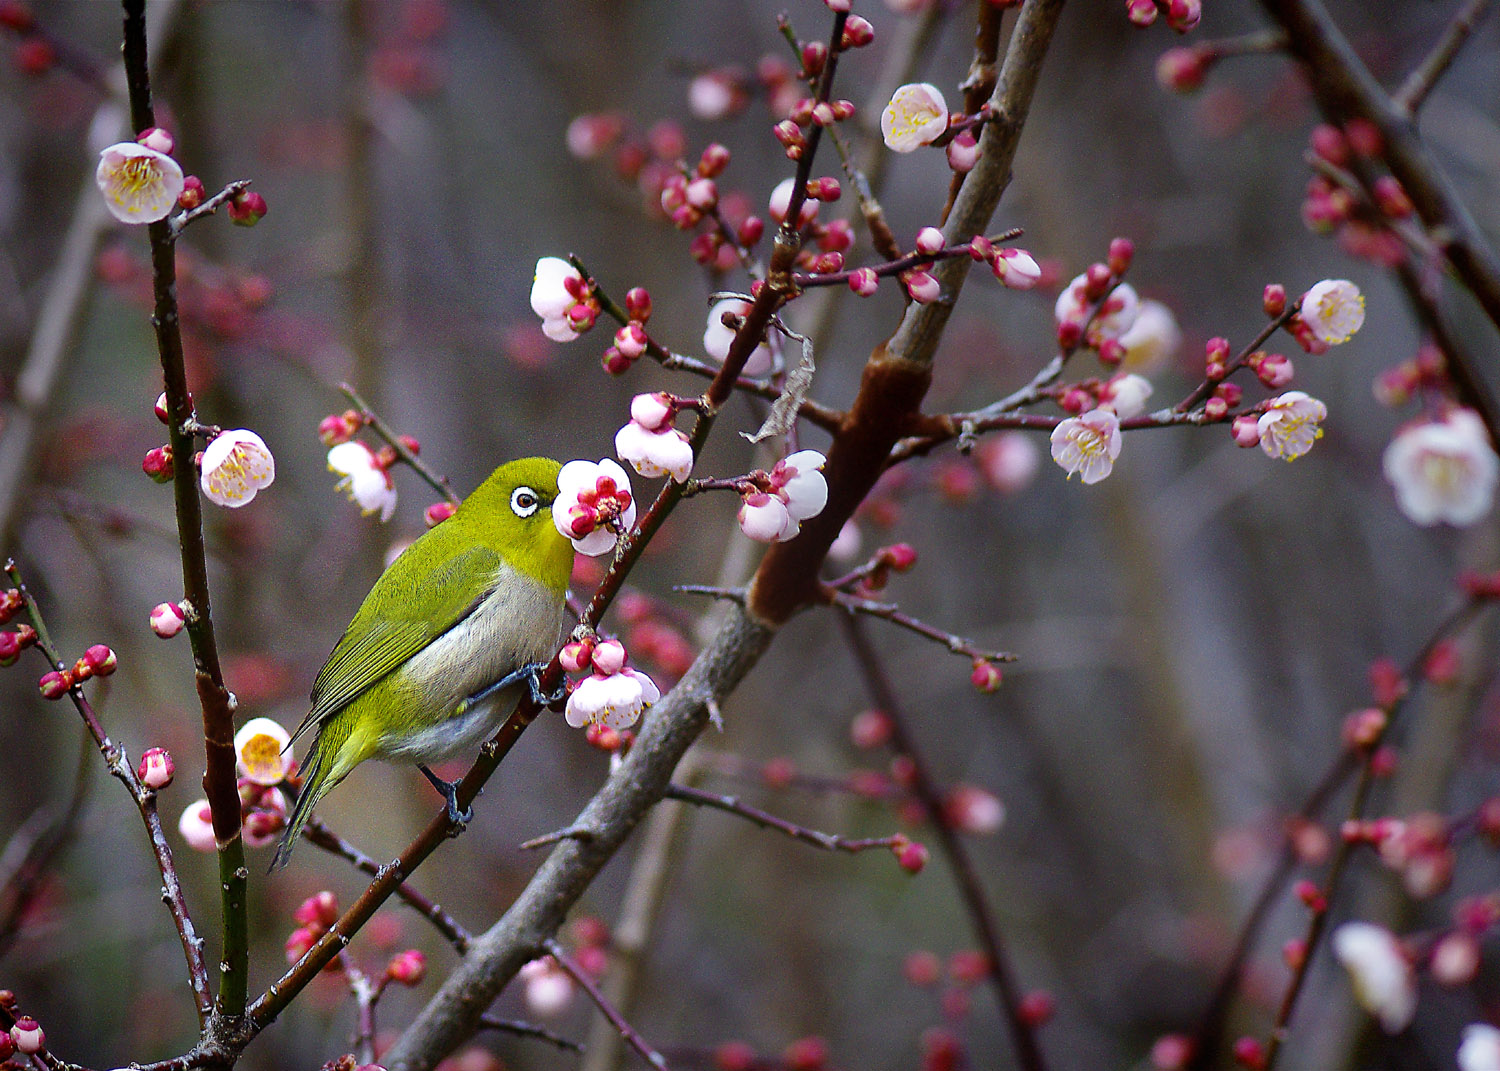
(272, 457), (575, 870)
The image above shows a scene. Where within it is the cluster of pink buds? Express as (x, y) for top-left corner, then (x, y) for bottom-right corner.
(561, 636), (661, 732)
(1, 2), (56, 77)
(35, 643), (116, 700)
(1301, 122), (1411, 269)
(774, 95), (857, 162)
(616, 391), (694, 482)
(660, 143), (732, 230)
(0, 592), (36, 667)
(1054, 240), (1140, 351)
(285, 890), (344, 971)
(552, 459), (636, 556)
(317, 407), (370, 446)
(601, 287), (654, 375)
(1125, 0), (1201, 32)
(1373, 343), (1449, 408)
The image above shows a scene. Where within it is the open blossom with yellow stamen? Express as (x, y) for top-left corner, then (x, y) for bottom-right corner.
(1050, 409), (1122, 484)
(1382, 408), (1498, 526)
(1300, 279), (1365, 344)
(880, 83), (948, 153)
(1256, 391), (1327, 461)
(96, 142), (184, 224)
(235, 717), (293, 786)
(200, 429), (276, 507)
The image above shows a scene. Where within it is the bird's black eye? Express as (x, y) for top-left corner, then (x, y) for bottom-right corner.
(510, 487), (541, 518)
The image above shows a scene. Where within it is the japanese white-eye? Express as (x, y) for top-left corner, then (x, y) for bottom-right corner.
(272, 457), (575, 869)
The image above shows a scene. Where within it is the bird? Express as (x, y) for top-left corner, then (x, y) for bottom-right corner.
(272, 457), (575, 870)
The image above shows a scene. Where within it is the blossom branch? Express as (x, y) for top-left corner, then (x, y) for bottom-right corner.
(301, 819), (472, 955)
(337, 383), (461, 506)
(663, 783), (903, 856)
(842, 614), (1047, 1071)
(789, 230), (1022, 289)
(1392, 0), (1493, 115)
(476, 1014), (583, 1053)
(119, 0), (249, 1020)
(827, 591), (1017, 666)
(543, 939), (672, 1071)
(4, 558), (212, 1021)
(167, 180), (251, 238)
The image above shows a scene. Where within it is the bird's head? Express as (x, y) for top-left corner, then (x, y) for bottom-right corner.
(460, 457), (574, 594)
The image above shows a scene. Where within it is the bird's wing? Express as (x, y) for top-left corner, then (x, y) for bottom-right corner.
(290, 544), (505, 745)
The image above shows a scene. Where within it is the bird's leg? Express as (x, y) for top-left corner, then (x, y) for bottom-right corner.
(418, 764), (473, 827)
(458, 661), (565, 713)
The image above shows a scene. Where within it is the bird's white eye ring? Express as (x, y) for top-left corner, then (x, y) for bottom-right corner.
(511, 487), (540, 518)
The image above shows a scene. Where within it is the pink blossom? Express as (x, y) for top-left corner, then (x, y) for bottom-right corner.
(552, 459), (636, 556)
(531, 257), (587, 342)
(881, 83), (948, 152)
(1055, 272), (1139, 342)
(1049, 410), (1122, 484)
(96, 142), (184, 224)
(616, 421), (694, 482)
(178, 799), (217, 852)
(1382, 408), (1497, 526)
(151, 600), (186, 638)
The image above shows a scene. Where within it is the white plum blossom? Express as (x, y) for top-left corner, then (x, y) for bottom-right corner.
(1301, 279), (1365, 345)
(978, 432), (1040, 494)
(704, 298), (774, 376)
(1332, 922), (1416, 1034)
(553, 458), (636, 556)
(235, 717), (293, 786)
(178, 799), (217, 852)
(738, 492), (793, 542)
(1050, 409), (1122, 484)
(1100, 373), (1153, 420)
(530, 257), (586, 342)
(880, 83), (948, 152)
(96, 142), (184, 224)
(1118, 299), (1182, 373)
(616, 421), (694, 482)
(1055, 272), (1140, 343)
(768, 177), (819, 227)
(200, 429), (275, 508)
(565, 667), (661, 730)
(1256, 391), (1328, 461)
(738, 449), (828, 543)
(1460, 1024), (1500, 1071)
(327, 441), (397, 522)
(1382, 408), (1498, 527)
(992, 248), (1042, 290)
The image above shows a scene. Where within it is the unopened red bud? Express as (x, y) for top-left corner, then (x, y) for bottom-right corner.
(38, 669), (71, 699)
(1057, 320), (1083, 349)
(9, 1017), (43, 1056)
(1203, 397), (1228, 420)
(142, 445), (175, 483)
(318, 414), (353, 446)
(1423, 639), (1460, 685)
(1232, 1037), (1265, 1070)
(15, 37), (54, 75)
(373, 444), (399, 470)
(0, 2), (37, 32)
(138, 746), (175, 789)
(624, 287), (652, 323)
(970, 659), (1002, 693)
(1309, 124), (1348, 166)
(1155, 46), (1209, 92)
(1369, 657), (1407, 706)
(761, 756), (795, 790)
(1150, 1035), (1193, 1071)
(1230, 414), (1260, 448)
(969, 235), (994, 261)
(783, 1037), (829, 1071)
(849, 267), (879, 296)
(737, 215), (765, 247)
(1262, 283), (1286, 318)
(584, 722), (622, 751)
(424, 501), (456, 528)
(150, 601), (186, 638)
(1254, 352), (1294, 389)
(713, 1041), (757, 1071)
(227, 189), (267, 227)
(879, 543), (918, 571)
(82, 643), (116, 677)
(560, 639), (594, 674)
(0, 631), (21, 666)
(601, 346), (632, 376)
(1282, 938), (1307, 969)
(801, 41), (827, 78)
(810, 176), (841, 201)
(1125, 0), (1158, 25)
(285, 924), (319, 964)
(849, 708), (893, 749)
(1293, 879), (1326, 912)
(840, 15), (874, 48)
(810, 101), (836, 127)
(814, 252), (843, 274)
(790, 98), (816, 126)
(697, 143), (731, 178)
(295, 890), (340, 928)
(1107, 237), (1134, 276)
(904, 950), (941, 987)
(773, 118), (805, 149)
(566, 303), (597, 332)
(386, 948), (427, 985)
(176, 174), (205, 210)
(1083, 263), (1112, 300)
(1098, 338), (1125, 366)
(1060, 387), (1091, 414)
(396, 434), (420, 456)
(830, 99), (856, 121)
(1215, 382), (1243, 406)
(1342, 706), (1387, 750)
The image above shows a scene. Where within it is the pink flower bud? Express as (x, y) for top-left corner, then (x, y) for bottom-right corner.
(150, 601), (186, 638)
(849, 708), (893, 749)
(813, 252), (843, 274)
(1083, 263), (1112, 300)
(178, 174), (205, 210)
(893, 837), (929, 874)
(840, 15), (874, 48)
(784, 1037), (829, 1071)
(945, 784), (1005, 834)
(906, 271), (940, 304)
(137, 126), (175, 154)
(810, 176), (841, 202)
(1373, 175), (1413, 219)
(1262, 284), (1286, 318)
(1431, 931), (1480, 986)
(630, 392), (673, 431)
(600, 347), (632, 376)
(154, 391), (172, 424)
(879, 543), (918, 571)
(1231, 1037), (1264, 1070)
(1155, 46), (1208, 92)
(622, 288), (652, 323)
(9, 1017), (43, 1055)
(1203, 397), (1228, 420)
(142, 445), (175, 482)
(294, 890), (340, 928)
(591, 638), (627, 676)
(0, 630), (21, 667)
(738, 216), (765, 247)
(1231, 414), (1261, 448)
(697, 142), (731, 178)
(560, 639), (595, 674)
(1098, 338), (1125, 366)
(615, 323), (648, 360)
(992, 248), (1041, 289)
(801, 42), (827, 78)
(830, 98), (856, 121)
(1125, 0), (1158, 25)
(83, 643), (116, 677)
(904, 950), (941, 987)
(715, 1041), (757, 1071)
(818, 218), (853, 252)
(1165, 0), (1201, 33)
(138, 746), (175, 789)
(1018, 991), (1055, 1027)
(685, 177), (718, 211)
(970, 659), (1002, 693)
(947, 131), (979, 172)
(414, 502), (453, 530)
(285, 924), (319, 964)
(1205, 336), (1230, 364)
(227, 189), (267, 227)
(915, 227), (945, 255)
(810, 101), (836, 127)
(969, 235), (994, 262)
(1253, 352), (1294, 388)
(848, 267), (879, 296)
(386, 948), (427, 985)
(1107, 237), (1134, 276)
(38, 669), (71, 699)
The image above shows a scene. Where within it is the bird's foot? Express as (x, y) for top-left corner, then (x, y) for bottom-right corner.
(461, 661), (561, 712)
(418, 764), (473, 828)
(525, 663), (567, 709)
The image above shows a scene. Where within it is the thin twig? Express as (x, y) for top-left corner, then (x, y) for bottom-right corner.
(338, 382), (460, 505)
(829, 590), (1017, 665)
(545, 940), (671, 1071)
(664, 783), (900, 855)
(477, 1014), (585, 1053)
(1392, 0), (1494, 114)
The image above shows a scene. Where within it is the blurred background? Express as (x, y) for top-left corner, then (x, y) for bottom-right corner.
(1, 1), (1499, 1069)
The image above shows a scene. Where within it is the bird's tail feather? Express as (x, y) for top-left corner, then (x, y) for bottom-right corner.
(271, 733), (330, 872)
